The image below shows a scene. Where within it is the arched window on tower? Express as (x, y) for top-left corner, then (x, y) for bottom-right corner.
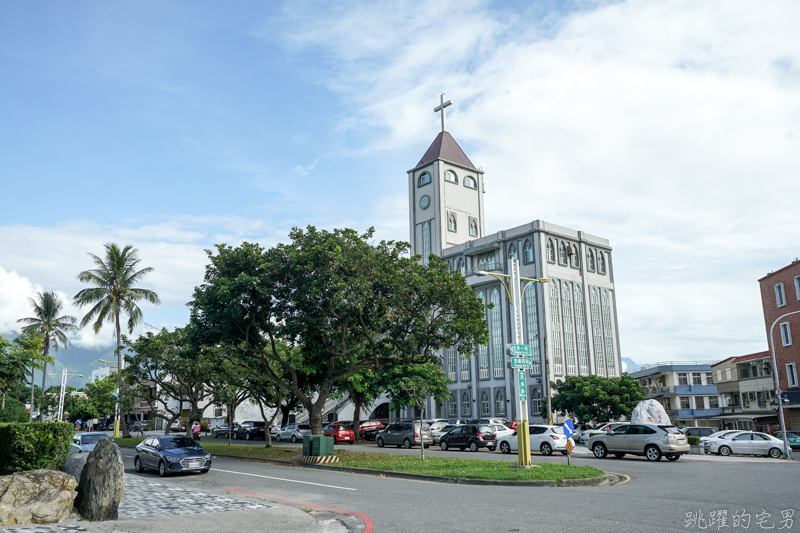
(480, 391), (490, 416)
(469, 218), (478, 237)
(462, 392), (471, 417)
(508, 244), (517, 260)
(547, 239), (555, 263)
(418, 172), (431, 187)
(495, 391), (506, 416)
(457, 258), (465, 276)
(587, 249), (596, 271)
(558, 242), (568, 265)
(523, 239), (533, 264)
(422, 221), (431, 266)
(445, 170), (458, 184)
(464, 176), (477, 189)
(448, 212), (457, 232)
(569, 244), (579, 268)
(598, 252), (606, 274)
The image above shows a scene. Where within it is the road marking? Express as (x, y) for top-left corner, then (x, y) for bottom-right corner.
(225, 489), (373, 533)
(213, 468), (357, 491)
(605, 471), (631, 485)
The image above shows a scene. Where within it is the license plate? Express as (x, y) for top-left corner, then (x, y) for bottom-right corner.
(343, 437), (350, 440)
(187, 461), (200, 468)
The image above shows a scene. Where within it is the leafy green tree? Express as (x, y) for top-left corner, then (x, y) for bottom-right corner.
(340, 368), (385, 443)
(190, 226), (488, 434)
(0, 336), (28, 410)
(16, 291), (77, 421)
(73, 243), (161, 437)
(547, 374), (645, 424)
(11, 332), (49, 422)
(84, 376), (117, 421)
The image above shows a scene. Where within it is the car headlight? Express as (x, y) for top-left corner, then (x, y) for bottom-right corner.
(165, 456), (181, 462)
(204, 454), (211, 459)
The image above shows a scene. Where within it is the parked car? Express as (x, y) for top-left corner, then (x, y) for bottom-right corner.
(448, 419), (471, 425)
(427, 421), (451, 432)
(70, 432), (115, 454)
(772, 431), (800, 450)
(582, 422), (629, 443)
(275, 423), (312, 442)
(358, 420), (385, 440)
(91, 419), (113, 431)
(491, 424), (515, 441)
(700, 430), (745, 448)
(439, 424), (497, 452)
(682, 427), (716, 438)
(127, 420), (149, 432)
(589, 423), (689, 461)
(504, 420), (517, 431)
(134, 435), (212, 476)
(212, 423), (240, 439)
(572, 423), (594, 442)
(706, 431), (789, 458)
(234, 421), (266, 441)
(478, 418), (507, 426)
(323, 423), (356, 443)
(169, 420), (185, 432)
(375, 422), (432, 449)
(431, 424), (459, 445)
(497, 425), (572, 456)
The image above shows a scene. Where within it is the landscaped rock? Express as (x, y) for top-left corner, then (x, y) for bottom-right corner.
(62, 453), (89, 484)
(0, 469), (77, 526)
(74, 438), (124, 521)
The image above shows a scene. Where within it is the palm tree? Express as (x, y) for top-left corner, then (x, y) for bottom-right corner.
(73, 243), (160, 436)
(16, 292), (77, 421)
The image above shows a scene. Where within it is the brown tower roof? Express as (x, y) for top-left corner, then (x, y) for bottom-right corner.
(417, 131), (477, 170)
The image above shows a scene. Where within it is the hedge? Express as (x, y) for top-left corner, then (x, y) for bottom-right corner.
(0, 422), (74, 475)
(687, 436), (701, 446)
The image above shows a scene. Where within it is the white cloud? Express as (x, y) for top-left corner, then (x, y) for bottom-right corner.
(264, 0), (800, 363)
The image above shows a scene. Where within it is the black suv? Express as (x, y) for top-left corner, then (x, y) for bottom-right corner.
(234, 421), (266, 440)
(439, 424), (497, 452)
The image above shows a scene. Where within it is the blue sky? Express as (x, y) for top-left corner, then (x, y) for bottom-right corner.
(2, 1), (800, 379)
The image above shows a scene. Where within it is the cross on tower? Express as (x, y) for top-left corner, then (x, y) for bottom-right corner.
(433, 93), (452, 132)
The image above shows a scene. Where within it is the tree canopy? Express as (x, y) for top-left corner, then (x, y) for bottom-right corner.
(547, 374), (645, 424)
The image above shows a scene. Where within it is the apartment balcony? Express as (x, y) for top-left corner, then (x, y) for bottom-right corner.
(719, 406), (743, 415)
(642, 386), (674, 397)
(674, 384), (717, 395)
(667, 408), (721, 419)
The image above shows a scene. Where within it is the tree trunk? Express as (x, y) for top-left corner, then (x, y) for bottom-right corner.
(257, 400), (282, 448)
(419, 402), (426, 461)
(116, 315), (132, 438)
(351, 391), (363, 443)
(228, 400), (234, 446)
(2, 391), (5, 410)
(280, 403), (292, 428)
(39, 333), (50, 422)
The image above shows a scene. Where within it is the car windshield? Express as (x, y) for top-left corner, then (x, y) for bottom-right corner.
(492, 425), (506, 432)
(161, 437), (198, 449)
(659, 426), (683, 434)
(82, 434), (108, 444)
(551, 427), (565, 434)
(478, 425), (494, 433)
(337, 424), (353, 431)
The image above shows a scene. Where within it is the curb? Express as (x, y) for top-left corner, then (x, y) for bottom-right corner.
(118, 445), (612, 487)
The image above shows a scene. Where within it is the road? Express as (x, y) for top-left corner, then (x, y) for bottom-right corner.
(115, 441), (800, 533)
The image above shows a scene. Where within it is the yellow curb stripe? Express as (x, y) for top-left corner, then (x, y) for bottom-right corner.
(605, 471), (631, 485)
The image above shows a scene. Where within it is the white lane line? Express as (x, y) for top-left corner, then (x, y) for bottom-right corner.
(212, 468), (357, 491)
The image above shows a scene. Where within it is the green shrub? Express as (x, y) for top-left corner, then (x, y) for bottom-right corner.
(0, 422), (74, 474)
(687, 436), (701, 446)
(0, 399), (30, 423)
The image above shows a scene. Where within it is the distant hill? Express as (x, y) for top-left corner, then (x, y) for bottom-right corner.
(622, 357), (642, 373)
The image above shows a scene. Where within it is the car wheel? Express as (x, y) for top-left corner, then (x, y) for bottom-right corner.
(469, 441), (479, 452)
(233, 433), (238, 440)
(718, 445), (731, 456)
(769, 447), (783, 459)
(403, 439), (412, 449)
(500, 441), (511, 454)
(158, 461), (168, 477)
(488, 446), (496, 452)
(275, 434), (281, 442)
(666, 454), (679, 461)
(440, 441), (449, 451)
(200, 468), (210, 473)
(134, 456), (144, 473)
(423, 444), (430, 449)
(592, 442), (608, 458)
(645, 445), (662, 462)
(291, 435), (298, 443)
(540, 442), (553, 456)
(561, 450), (568, 455)
(459, 446), (466, 451)
(613, 453), (626, 458)
(245, 432), (251, 441)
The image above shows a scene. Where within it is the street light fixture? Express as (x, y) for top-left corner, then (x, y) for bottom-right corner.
(767, 310), (798, 461)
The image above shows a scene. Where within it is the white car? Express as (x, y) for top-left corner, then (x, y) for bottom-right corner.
(497, 425), (574, 456)
(699, 430), (744, 447)
(490, 424), (515, 440)
(706, 431), (789, 458)
(70, 432), (116, 454)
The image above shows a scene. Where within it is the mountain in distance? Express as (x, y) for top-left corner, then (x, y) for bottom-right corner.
(621, 357), (643, 373)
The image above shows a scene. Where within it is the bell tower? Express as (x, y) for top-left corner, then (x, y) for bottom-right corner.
(408, 94), (485, 263)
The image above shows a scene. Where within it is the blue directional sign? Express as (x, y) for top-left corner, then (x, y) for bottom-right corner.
(76, 418), (83, 425)
(562, 420), (574, 439)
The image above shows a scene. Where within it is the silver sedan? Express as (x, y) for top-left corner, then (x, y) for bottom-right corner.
(70, 432), (115, 454)
(707, 431), (789, 458)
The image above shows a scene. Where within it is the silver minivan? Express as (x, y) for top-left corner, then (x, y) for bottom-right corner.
(375, 422), (432, 448)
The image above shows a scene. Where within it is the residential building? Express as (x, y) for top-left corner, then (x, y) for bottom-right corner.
(712, 351), (778, 431)
(407, 96), (622, 423)
(759, 259), (800, 430)
(629, 362), (722, 428)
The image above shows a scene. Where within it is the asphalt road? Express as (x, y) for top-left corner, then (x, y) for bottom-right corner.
(118, 443), (800, 533)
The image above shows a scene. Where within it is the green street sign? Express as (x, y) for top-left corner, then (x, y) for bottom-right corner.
(509, 344), (531, 356)
(511, 357), (533, 369)
(518, 370), (527, 401)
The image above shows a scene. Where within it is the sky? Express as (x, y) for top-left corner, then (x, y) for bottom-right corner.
(2, 0), (799, 384)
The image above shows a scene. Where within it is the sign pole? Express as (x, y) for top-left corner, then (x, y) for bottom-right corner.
(510, 259), (531, 467)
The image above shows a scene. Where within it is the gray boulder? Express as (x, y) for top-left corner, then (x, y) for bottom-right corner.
(74, 438), (125, 521)
(0, 469), (77, 526)
(62, 453), (88, 483)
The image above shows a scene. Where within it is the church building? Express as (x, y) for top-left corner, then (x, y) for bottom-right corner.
(410, 95), (622, 423)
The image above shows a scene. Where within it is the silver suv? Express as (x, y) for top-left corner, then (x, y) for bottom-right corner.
(589, 423), (689, 461)
(375, 422), (432, 449)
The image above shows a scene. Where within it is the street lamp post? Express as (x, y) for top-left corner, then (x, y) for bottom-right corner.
(768, 310), (798, 461)
(48, 369), (83, 421)
(477, 260), (549, 467)
(98, 359), (121, 437)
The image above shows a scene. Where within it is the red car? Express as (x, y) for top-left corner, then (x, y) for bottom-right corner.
(359, 420), (385, 440)
(323, 423), (355, 443)
(504, 421), (517, 431)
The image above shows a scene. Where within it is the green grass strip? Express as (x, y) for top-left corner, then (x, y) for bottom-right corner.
(113, 438), (603, 482)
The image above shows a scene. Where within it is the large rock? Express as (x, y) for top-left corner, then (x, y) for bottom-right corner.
(0, 469), (77, 526)
(62, 453), (88, 484)
(630, 399), (672, 426)
(74, 438), (124, 521)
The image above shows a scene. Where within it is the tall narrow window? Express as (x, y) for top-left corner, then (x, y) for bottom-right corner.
(562, 282), (577, 375)
(508, 244), (517, 260)
(590, 288), (606, 377)
(558, 242), (567, 265)
(469, 218), (478, 237)
(587, 249), (596, 271)
(460, 349), (470, 381)
(477, 291), (489, 379)
(422, 221), (431, 266)
(491, 288), (504, 378)
(524, 284), (541, 375)
(495, 391), (505, 416)
(462, 393), (471, 416)
(776, 283), (787, 307)
(478, 252), (496, 271)
(447, 346), (457, 380)
(781, 322), (793, 346)
(795, 276), (800, 300)
(524, 239), (533, 263)
(448, 212), (457, 232)
(547, 239), (555, 263)
(601, 289), (616, 376)
(549, 281), (564, 375)
(464, 176), (477, 189)
(787, 363), (798, 388)
(574, 285), (589, 374)
(598, 252), (606, 274)
(569, 245), (579, 268)
(449, 397), (457, 416)
(480, 392), (490, 416)
(531, 389), (541, 417)
(458, 258), (465, 276)
(445, 170), (458, 183)
(418, 172), (431, 186)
